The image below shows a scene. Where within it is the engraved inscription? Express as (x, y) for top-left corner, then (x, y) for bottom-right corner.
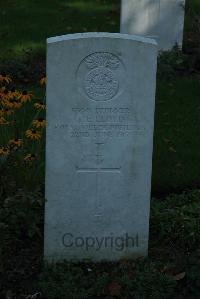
(52, 106), (146, 139)
(70, 107), (143, 138)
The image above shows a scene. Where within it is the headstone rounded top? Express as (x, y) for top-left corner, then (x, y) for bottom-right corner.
(47, 32), (157, 46)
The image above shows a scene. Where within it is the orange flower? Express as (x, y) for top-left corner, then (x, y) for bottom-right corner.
(2, 98), (22, 109)
(0, 73), (12, 84)
(0, 89), (10, 100)
(32, 118), (46, 129)
(0, 87), (6, 98)
(0, 117), (9, 125)
(9, 138), (23, 148)
(34, 101), (46, 110)
(19, 91), (33, 103)
(0, 147), (9, 156)
(39, 76), (47, 86)
(24, 153), (36, 162)
(25, 129), (41, 140)
(8, 88), (21, 99)
(0, 108), (13, 117)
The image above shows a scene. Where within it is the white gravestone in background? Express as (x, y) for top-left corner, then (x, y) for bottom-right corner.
(121, 0), (186, 50)
(44, 33), (157, 261)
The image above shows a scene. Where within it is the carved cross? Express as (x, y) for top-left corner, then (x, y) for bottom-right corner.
(76, 143), (121, 215)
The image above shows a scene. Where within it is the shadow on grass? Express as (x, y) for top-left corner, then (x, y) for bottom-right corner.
(0, 0), (120, 60)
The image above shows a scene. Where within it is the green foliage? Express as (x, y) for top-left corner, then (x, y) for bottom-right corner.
(186, 250), (200, 297)
(0, 146), (45, 191)
(157, 46), (193, 79)
(157, 0), (200, 78)
(0, 182), (199, 298)
(0, 48), (45, 85)
(36, 190), (200, 299)
(151, 190), (200, 252)
(0, 188), (44, 240)
(120, 261), (176, 299)
(1, 0), (200, 196)
(0, 183), (44, 296)
(0, 75), (46, 190)
(38, 262), (110, 299)
(184, 0), (200, 70)
(0, 0), (200, 298)
(38, 260), (176, 299)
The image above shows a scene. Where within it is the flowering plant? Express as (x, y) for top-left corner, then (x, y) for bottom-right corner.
(0, 72), (46, 189)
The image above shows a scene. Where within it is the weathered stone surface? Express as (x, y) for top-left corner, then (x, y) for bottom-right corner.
(121, 0), (186, 50)
(44, 33), (157, 261)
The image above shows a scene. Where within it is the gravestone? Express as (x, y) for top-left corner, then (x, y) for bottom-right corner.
(121, 0), (186, 50)
(44, 32), (157, 261)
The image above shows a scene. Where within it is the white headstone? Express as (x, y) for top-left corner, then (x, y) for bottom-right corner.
(121, 0), (186, 50)
(44, 32), (157, 261)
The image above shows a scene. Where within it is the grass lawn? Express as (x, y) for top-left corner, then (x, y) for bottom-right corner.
(0, 0), (200, 60)
(0, 0), (200, 298)
(0, 0), (200, 195)
(0, 0), (120, 60)
(153, 76), (200, 195)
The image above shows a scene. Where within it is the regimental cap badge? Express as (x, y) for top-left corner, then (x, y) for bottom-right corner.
(85, 52), (120, 70)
